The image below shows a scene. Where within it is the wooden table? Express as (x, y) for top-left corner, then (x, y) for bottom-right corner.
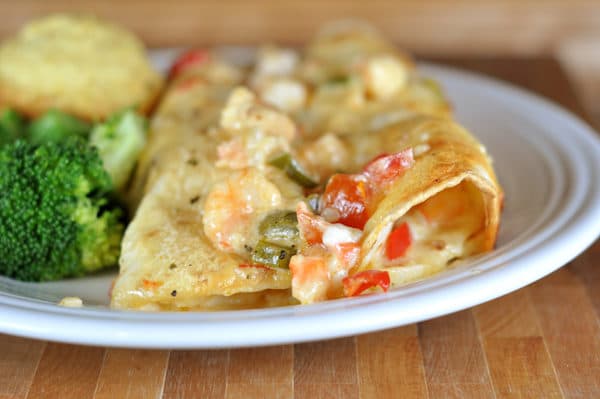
(1, 58), (599, 399)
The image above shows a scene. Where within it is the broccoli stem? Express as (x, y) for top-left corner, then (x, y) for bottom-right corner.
(89, 109), (147, 191)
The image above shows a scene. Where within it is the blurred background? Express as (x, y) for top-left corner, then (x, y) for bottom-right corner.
(2, 0), (598, 123)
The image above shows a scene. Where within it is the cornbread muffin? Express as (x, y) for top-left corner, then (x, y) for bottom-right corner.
(0, 14), (163, 120)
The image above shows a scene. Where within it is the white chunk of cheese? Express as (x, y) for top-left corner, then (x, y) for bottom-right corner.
(364, 55), (408, 99)
(322, 224), (362, 247)
(255, 47), (299, 77)
(261, 79), (307, 112)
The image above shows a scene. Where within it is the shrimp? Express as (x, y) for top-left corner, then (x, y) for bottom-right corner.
(202, 169), (283, 254)
(290, 255), (329, 304)
(216, 131), (290, 170)
(220, 87), (297, 140)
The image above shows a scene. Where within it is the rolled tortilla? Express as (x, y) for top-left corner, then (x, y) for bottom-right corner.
(111, 64), (297, 311)
(350, 116), (502, 285)
(286, 115), (502, 303)
(112, 27), (501, 310)
(112, 90), (501, 310)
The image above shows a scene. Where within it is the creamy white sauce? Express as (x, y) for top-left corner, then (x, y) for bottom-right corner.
(322, 224), (362, 247)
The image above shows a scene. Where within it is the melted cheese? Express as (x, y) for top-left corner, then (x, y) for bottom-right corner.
(374, 181), (486, 285)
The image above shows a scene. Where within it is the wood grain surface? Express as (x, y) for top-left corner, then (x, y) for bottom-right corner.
(0, 58), (599, 399)
(3, 0), (600, 56)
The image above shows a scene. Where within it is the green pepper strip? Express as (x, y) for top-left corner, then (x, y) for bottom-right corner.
(251, 240), (297, 269)
(269, 153), (318, 188)
(251, 210), (301, 269)
(258, 210), (299, 247)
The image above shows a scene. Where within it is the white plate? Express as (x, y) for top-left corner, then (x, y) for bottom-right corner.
(1, 56), (600, 349)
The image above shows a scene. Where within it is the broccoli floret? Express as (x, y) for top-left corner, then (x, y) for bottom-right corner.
(0, 109), (26, 147)
(28, 110), (91, 145)
(0, 137), (124, 281)
(89, 109), (147, 191)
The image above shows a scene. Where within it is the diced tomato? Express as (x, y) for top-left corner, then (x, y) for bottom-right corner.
(363, 149), (414, 189)
(169, 49), (210, 79)
(342, 270), (390, 297)
(386, 222), (412, 260)
(362, 153), (389, 170)
(296, 202), (326, 245)
(321, 174), (370, 229)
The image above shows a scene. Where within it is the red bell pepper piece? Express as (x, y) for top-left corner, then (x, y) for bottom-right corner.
(386, 222), (412, 260)
(169, 49), (210, 79)
(321, 174), (370, 229)
(343, 270), (391, 297)
(296, 202), (327, 245)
